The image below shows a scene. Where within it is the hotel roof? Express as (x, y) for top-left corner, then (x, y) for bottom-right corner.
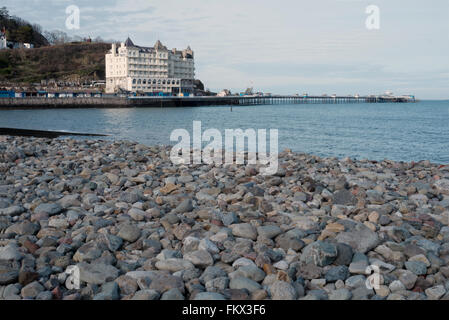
(122, 37), (193, 58)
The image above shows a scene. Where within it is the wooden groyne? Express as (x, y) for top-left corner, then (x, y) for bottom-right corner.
(0, 95), (416, 110)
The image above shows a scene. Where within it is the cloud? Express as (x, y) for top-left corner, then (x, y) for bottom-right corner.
(1, 0), (448, 98)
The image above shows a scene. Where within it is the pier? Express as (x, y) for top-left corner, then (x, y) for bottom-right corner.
(233, 95), (415, 105)
(0, 94), (416, 109)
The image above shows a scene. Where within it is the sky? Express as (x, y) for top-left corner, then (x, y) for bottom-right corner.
(3, 0), (449, 99)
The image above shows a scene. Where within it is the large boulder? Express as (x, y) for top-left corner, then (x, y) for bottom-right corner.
(300, 241), (338, 267)
(335, 222), (380, 253)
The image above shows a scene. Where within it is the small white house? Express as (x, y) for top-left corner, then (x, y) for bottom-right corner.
(0, 29), (35, 50)
(8, 42), (34, 49)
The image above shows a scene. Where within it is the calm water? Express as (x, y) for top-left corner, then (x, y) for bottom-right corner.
(0, 100), (448, 164)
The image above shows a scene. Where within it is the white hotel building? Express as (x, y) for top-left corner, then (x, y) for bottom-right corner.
(105, 38), (195, 95)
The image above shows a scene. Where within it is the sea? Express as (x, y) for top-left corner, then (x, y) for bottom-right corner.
(0, 100), (448, 164)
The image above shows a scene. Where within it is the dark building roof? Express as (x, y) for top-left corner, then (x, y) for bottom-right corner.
(124, 37), (135, 47)
(122, 37), (192, 57)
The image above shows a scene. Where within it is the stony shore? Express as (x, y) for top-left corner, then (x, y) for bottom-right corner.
(1, 135), (449, 300)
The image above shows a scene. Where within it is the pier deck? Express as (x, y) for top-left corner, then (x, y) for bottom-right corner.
(0, 95), (416, 109)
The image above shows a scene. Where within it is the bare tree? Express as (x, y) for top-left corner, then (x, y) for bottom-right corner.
(43, 31), (57, 44)
(44, 30), (72, 45)
(32, 23), (42, 34)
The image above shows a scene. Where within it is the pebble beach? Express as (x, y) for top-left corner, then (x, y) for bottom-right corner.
(1, 135), (449, 300)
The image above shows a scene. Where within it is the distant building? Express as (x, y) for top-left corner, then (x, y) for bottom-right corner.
(0, 28), (7, 50)
(0, 27), (34, 50)
(217, 89), (231, 97)
(8, 42), (34, 49)
(105, 37), (195, 95)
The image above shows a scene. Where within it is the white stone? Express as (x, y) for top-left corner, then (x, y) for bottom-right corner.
(389, 280), (406, 293)
(232, 257), (256, 268)
(425, 285), (446, 300)
(273, 260), (289, 270)
(198, 238), (219, 254)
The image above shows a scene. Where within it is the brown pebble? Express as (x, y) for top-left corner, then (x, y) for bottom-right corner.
(251, 289), (268, 300)
(276, 270), (290, 282)
(52, 286), (62, 300)
(263, 263), (275, 275)
(18, 271), (39, 286)
(23, 239), (40, 254)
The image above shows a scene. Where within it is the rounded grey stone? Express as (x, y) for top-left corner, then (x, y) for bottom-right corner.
(229, 277), (262, 293)
(194, 292), (226, 300)
(161, 288), (184, 300)
(34, 203), (62, 216)
(118, 224), (141, 242)
(269, 280), (297, 300)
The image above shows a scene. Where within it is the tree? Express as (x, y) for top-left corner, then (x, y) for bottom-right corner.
(44, 30), (71, 45)
(15, 25), (33, 43)
(54, 30), (71, 44)
(43, 31), (57, 45)
(0, 7), (9, 19)
(32, 23), (42, 34)
(0, 52), (10, 69)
